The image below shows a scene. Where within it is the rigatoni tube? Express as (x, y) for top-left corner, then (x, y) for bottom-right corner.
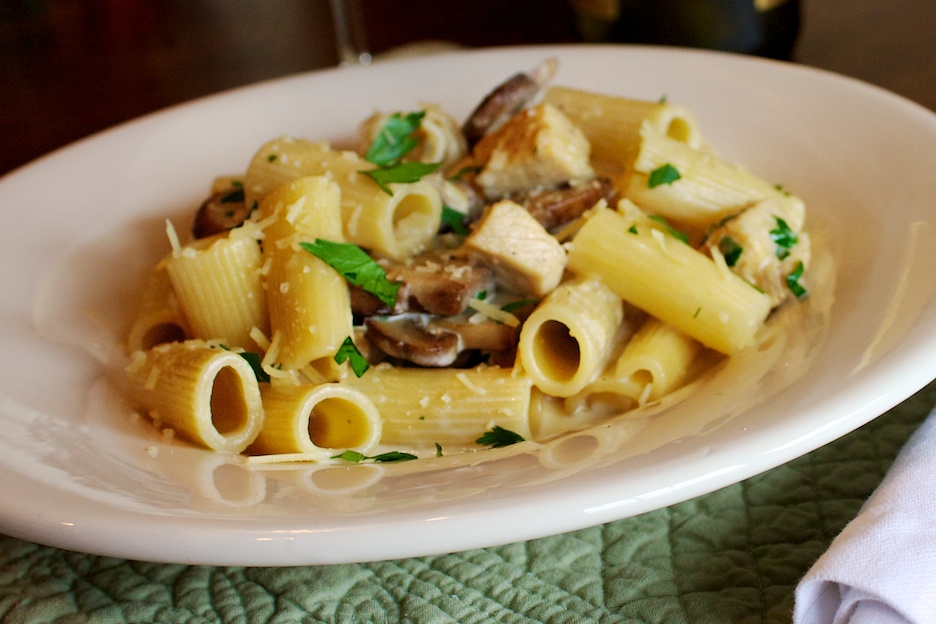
(567, 208), (772, 355)
(542, 86), (702, 173)
(126, 341), (264, 453)
(250, 383), (381, 458)
(518, 279), (624, 397)
(164, 226), (267, 350)
(345, 365), (533, 447)
(259, 176), (352, 375)
(244, 137), (442, 259)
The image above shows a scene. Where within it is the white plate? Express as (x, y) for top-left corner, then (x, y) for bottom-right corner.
(2, 45), (936, 566)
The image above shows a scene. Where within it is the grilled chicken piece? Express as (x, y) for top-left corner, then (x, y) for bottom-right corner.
(468, 103), (595, 201)
(350, 251), (496, 317)
(464, 199), (567, 298)
(705, 193), (811, 306)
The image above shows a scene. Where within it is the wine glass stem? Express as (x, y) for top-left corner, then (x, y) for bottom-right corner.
(329, 0), (372, 65)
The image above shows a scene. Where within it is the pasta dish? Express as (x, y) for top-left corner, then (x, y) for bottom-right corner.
(123, 59), (813, 464)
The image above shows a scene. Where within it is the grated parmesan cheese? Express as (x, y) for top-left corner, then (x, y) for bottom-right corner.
(456, 372), (487, 395)
(466, 298), (521, 328)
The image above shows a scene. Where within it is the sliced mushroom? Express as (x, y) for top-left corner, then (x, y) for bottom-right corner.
(364, 314), (518, 368)
(350, 251), (496, 317)
(520, 177), (619, 231)
(364, 316), (461, 367)
(192, 188), (253, 239)
(462, 58), (558, 148)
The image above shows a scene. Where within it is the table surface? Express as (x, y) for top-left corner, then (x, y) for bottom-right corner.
(2, 1), (936, 622)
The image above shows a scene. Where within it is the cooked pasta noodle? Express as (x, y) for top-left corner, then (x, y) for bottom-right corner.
(123, 65), (818, 463)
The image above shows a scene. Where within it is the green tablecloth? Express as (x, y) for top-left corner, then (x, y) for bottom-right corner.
(2, 381), (932, 624)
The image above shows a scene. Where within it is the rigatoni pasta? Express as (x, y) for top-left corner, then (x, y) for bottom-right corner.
(123, 60), (818, 464)
(259, 176), (352, 376)
(126, 340), (264, 454)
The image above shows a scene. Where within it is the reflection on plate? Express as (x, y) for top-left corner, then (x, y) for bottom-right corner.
(2, 45), (936, 566)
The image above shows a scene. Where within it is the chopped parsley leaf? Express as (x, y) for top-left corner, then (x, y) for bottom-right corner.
(331, 449), (366, 463)
(331, 449), (417, 463)
(476, 425), (525, 448)
(769, 217), (799, 259)
(628, 224), (638, 234)
(435, 443), (443, 457)
(648, 163), (681, 188)
(718, 236), (744, 267)
(648, 215), (690, 244)
(300, 239), (400, 308)
(786, 261), (808, 299)
(334, 336), (369, 377)
(365, 110), (425, 167)
(369, 451), (418, 463)
(449, 165), (483, 181)
(362, 161), (443, 195)
(501, 298), (539, 313)
(238, 351), (271, 383)
(219, 187), (245, 204)
(217, 345), (270, 383)
(441, 205), (468, 235)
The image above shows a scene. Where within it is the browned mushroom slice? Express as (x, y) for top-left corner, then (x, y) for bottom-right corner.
(433, 317), (518, 352)
(521, 178), (619, 231)
(350, 252), (496, 318)
(192, 188), (253, 238)
(364, 316), (461, 367)
(364, 314), (519, 368)
(462, 58), (558, 148)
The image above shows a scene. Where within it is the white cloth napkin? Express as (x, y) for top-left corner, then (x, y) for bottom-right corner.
(794, 409), (936, 624)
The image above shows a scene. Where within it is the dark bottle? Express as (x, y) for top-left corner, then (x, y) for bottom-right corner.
(572, 0), (801, 60)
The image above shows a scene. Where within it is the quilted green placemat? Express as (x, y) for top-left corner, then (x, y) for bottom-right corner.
(1, 381), (932, 624)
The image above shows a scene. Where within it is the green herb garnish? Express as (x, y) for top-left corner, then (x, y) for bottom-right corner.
(786, 261), (808, 299)
(718, 236), (743, 267)
(369, 451), (418, 463)
(770, 217), (798, 259)
(475, 425), (525, 448)
(441, 205), (468, 235)
(648, 215), (690, 244)
(217, 345), (270, 383)
(219, 187), (245, 204)
(238, 351), (271, 383)
(365, 111), (425, 166)
(501, 298), (539, 313)
(648, 163), (681, 188)
(300, 239), (400, 308)
(331, 449), (418, 463)
(362, 161), (443, 195)
(449, 165), (482, 181)
(334, 336), (369, 378)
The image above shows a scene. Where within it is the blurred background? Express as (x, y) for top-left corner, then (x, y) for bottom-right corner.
(2, 0), (934, 177)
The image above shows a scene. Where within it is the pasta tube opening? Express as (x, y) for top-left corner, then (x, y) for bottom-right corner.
(251, 384), (382, 457)
(209, 366), (254, 435)
(126, 342), (265, 454)
(531, 320), (581, 383)
(388, 186), (442, 257)
(135, 322), (187, 353)
(308, 397), (378, 450)
(519, 279), (624, 397)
